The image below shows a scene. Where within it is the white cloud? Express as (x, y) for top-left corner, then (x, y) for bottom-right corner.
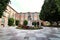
(9, 0), (44, 13)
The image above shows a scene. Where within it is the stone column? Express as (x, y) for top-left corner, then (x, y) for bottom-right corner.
(0, 18), (1, 26)
(33, 13), (34, 21)
(39, 20), (41, 27)
(4, 17), (6, 27)
(14, 13), (16, 26)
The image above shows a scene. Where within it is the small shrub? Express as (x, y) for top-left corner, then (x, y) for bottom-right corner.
(23, 20), (28, 26)
(37, 22), (39, 25)
(32, 21), (37, 27)
(15, 20), (19, 26)
(8, 18), (14, 26)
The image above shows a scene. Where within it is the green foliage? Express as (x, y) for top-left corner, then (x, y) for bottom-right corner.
(8, 18), (14, 26)
(0, 0), (10, 18)
(32, 21), (37, 27)
(55, 0), (60, 12)
(39, 0), (59, 22)
(23, 20), (28, 26)
(15, 20), (19, 26)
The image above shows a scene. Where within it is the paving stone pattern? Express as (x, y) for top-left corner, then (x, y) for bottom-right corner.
(0, 27), (60, 40)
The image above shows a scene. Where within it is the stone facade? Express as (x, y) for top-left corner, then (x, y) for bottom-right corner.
(19, 12), (40, 24)
(0, 5), (40, 26)
(0, 5), (18, 26)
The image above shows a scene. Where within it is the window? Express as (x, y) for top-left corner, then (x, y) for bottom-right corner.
(2, 18), (5, 24)
(28, 13), (31, 20)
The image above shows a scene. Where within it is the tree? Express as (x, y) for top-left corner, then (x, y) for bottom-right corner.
(39, 0), (59, 26)
(8, 18), (14, 26)
(0, 0), (10, 18)
(55, 0), (60, 12)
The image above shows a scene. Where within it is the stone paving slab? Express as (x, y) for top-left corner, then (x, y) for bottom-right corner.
(0, 27), (60, 40)
(53, 34), (60, 38)
(49, 38), (60, 40)
(35, 34), (46, 37)
(29, 37), (36, 40)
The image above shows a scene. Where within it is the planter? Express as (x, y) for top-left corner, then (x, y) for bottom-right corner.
(16, 25), (43, 30)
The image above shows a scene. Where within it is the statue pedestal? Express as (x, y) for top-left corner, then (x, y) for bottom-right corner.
(27, 20), (32, 27)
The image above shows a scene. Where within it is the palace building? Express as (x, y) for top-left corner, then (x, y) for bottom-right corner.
(19, 12), (40, 24)
(0, 5), (18, 26)
(0, 5), (40, 26)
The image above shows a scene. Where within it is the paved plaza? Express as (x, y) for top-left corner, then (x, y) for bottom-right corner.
(0, 26), (60, 40)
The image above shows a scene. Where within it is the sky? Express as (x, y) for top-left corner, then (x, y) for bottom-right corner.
(9, 0), (44, 13)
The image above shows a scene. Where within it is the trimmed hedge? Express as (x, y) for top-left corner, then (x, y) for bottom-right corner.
(15, 20), (19, 26)
(8, 18), (14, 26)
(23, 20), (28, 26)
(32, 21), (37, 27)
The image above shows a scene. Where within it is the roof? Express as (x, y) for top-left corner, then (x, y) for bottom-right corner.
(8, 5), (18, 13)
